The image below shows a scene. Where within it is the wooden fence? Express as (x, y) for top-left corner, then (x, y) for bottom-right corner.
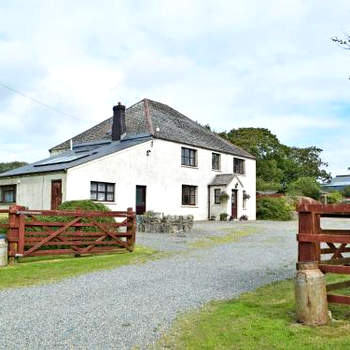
(297, 203), (350, 305)
(2, 205), (136, 259)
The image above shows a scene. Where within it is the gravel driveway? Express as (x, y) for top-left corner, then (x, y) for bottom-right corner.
(0, 220), (298, 349)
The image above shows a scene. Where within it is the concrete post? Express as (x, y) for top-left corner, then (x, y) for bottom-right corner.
(295, 262), (329, 325)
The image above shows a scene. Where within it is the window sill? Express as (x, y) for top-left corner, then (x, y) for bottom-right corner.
(0, 202), (16, 205)
(181, 165), (198, 169)
(181, 205), (198, 208)
(233, 173), (246, 176)
(92, 201), (116, 204)
(212, 169), (222, 172)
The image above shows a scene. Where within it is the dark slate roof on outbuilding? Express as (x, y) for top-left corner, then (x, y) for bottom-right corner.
(50, 99), (254, 159)
(0, 135), (152, 178)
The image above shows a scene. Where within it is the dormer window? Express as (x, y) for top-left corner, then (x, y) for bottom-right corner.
(181, 147), (197, 167)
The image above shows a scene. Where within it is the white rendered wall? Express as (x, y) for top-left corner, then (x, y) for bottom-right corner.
(0, 172), (66, 210)
(66, 139), (256, 220)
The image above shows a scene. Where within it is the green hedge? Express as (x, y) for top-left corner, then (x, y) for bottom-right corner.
(0, 216), (8, 235)
(32, 200), (115, 233)
(58, 200), (111, 212)
(256, 197), (292, 221)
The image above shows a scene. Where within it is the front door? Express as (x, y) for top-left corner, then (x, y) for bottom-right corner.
(51, 180), (62, 210)
(231, 189), (238, 219)
(136, 185), (146, 215)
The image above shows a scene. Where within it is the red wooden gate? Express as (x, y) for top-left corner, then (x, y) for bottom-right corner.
(7, 205), (136, 258)
(297, 203), (350, 305)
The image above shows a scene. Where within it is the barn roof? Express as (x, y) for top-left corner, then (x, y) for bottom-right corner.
(323, 175), (350, 188)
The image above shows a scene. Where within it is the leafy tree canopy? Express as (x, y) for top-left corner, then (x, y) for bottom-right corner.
(286, 176), (321, 200)
(342, 186), (350, 198)
(219, 128), (330, 191)
(0, 161), (28, 174)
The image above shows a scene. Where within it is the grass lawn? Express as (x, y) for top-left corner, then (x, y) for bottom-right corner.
(189, 227), (258, 249)
(0, 246), (159, 290)
(158, 275), (350, 350)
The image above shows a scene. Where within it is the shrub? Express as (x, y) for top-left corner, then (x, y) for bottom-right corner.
(58, 200), (111, 212)
(256, 197), (292, 221)
(25, 200), (116, 251)
(256, 178), (283, 192)
(287, 177), (321, 200)
(327, 191), (343, 204)
(219, 192), (230, 203)
(0, 216), (8, 235)
(30, 200), (114, 234)
(220, 213), (229, 221)
(342, 186), (350, 198)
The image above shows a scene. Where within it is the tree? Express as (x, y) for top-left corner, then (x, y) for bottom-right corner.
(285, 146), (330, 182)
(287, 177), (321, 200)
(0, 162), (28, 174)
(332, 35), (350, 49)
(219, 128), (283, 160)
(219, 128), (330, 191)
(342, 186), (350, 198)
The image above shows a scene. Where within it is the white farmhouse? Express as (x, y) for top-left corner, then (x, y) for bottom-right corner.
(0, 99), (256, 220)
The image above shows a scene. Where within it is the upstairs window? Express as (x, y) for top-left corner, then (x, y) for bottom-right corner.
(0, 185), (16, 203)
(90, 182), (115, 202)
(233, 158), (245, 175)
(181, 147), (197, 167)
(182, 185), (197, 206)
(212, 153), (221, 170)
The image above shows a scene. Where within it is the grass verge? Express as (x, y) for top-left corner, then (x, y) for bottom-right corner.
(0, 246), (160, 290)
(189, 227), (257, 249)
(158, 275), (350, 350)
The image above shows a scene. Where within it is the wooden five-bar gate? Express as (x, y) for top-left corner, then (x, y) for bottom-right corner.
(297, 203), (350, 305)
(1, 205), (136, 259)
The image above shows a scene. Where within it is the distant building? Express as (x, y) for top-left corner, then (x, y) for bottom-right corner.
(322, 174), (350, 192)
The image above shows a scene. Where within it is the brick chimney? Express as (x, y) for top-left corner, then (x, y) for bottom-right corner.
(112, 102), (126, 141)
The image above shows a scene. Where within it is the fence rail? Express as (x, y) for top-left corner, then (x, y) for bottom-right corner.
(297, 203), (350, 305)
(3, 205), (136, 259)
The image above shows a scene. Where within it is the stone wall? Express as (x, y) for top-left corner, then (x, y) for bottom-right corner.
(137, 212), (193, 234)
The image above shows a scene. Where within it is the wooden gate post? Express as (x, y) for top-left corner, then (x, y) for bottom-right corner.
(126, 207), (136, 251)
(296, 206), (328, 325)
(8, 205), (25, 264)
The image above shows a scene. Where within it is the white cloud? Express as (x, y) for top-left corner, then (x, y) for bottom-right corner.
(0, 0), (349, 176)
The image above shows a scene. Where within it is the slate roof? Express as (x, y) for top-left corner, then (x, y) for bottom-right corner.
(209, 174), (235, 186)
(50, 99), (254, 159)
(0, 135), (152, 178)
(323, 175), (350, 188)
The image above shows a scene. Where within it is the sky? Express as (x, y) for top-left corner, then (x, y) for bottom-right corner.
(0, 0), (350, 176)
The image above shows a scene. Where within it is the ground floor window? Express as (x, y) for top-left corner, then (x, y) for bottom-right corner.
(214, 189), (221, 204)
(90, 182), (115, 202)
(0, 185), (16, 203)
(182, 185), (197, 206)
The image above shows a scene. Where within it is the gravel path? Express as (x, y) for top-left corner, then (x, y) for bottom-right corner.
(0, 220), (298, 349)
